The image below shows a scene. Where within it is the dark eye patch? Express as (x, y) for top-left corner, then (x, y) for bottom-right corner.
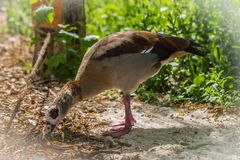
(49, 108), (59, 119)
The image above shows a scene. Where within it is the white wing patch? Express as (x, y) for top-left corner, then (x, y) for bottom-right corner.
(141, 46), (154, 54)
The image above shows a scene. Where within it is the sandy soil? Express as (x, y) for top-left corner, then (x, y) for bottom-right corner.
(99, 102), (240, 160)
(0, 34), (240, 160)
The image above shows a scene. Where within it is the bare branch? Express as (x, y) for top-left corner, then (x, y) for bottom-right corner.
(28, 32), (51, 82)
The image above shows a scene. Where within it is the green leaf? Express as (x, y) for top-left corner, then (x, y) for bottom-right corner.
(33, 5), (54, 25)
(193, 75), (205, 87)
(44, 53), (67, 77)
(47, 12), (54, 23)
(45, 53), (66, 70)
(59, 29), (79, 39)
(80, 35), (99, 53)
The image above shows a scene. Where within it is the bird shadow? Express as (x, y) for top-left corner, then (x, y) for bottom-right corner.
(48, 124), (213, 154)
(118, 126), (214, 153)
(50, 128), (106, 147)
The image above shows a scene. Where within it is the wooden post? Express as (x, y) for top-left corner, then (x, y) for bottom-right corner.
(32, 0), (86, 74)
(62, 0), (86, 52)
(62, 0), (86, 37)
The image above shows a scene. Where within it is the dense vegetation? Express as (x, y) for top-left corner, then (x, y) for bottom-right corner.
(3, 0), (240, 107)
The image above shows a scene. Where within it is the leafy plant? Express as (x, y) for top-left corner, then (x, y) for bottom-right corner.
(43, 25), (98, 80)
(28, 1), (96, 80)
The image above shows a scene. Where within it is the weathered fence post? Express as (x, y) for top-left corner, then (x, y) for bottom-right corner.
(62, 0), (86, 36)
(62, 0), (86, 52)
(31, 0), (86, 74)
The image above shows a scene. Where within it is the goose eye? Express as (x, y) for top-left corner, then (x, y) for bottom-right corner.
(62, 94), (68, 101)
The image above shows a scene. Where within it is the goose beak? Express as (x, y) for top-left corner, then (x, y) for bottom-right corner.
(42, 122), (56, 139)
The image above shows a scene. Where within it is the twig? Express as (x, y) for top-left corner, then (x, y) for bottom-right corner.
(28, 32), (51, 82)
(49, 88), (57, 97)
(4, 86), (28, 132)
(5, 32), (51, 133)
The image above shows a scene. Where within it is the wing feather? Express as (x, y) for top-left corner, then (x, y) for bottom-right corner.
(77, 31), (190, 78)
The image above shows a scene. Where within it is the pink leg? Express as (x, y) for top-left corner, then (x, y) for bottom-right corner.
(110, 94), (136, 137)
(109, 95), (136, 127)
(109, 112), (136, 127)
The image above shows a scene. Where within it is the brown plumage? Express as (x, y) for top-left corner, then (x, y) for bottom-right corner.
(43, 31), (205, 138)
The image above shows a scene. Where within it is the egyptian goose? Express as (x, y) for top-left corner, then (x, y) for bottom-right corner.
(43, 31), (205, 138)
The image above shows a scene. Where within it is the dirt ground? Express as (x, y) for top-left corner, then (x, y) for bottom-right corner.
(0, 34), (240, 160)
